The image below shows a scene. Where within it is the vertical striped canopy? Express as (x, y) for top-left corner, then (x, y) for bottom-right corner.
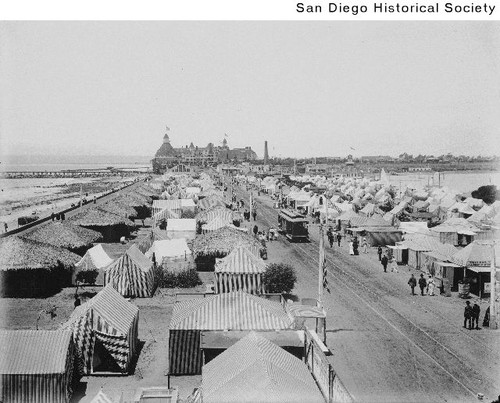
(215, 246), (266, 274)
(169, 291), (292, 331)
(202, 331), (324, 403)
(105, 244), (155, 298)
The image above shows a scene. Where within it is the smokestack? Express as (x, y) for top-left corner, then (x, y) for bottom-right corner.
(264, 141), (269, 165)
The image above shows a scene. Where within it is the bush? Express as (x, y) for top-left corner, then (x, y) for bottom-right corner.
(263, 263), (297, 294)
(158, 268), (202, 288)
(75, 270), (99, 285)
(471, 185), (499, 205)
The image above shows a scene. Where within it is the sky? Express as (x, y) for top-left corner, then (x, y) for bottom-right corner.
(0, 21), (499, 159)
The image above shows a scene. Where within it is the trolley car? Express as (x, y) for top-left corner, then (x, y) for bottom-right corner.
(278, 209), (309, 242)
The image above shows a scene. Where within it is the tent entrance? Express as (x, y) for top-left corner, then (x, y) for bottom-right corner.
(91, 338), (123, 374)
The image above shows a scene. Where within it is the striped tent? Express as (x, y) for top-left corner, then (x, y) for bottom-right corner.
(61, 285), (139, 375)
(196, 206), (234, 224)
(198, 195), (226, 211)
(105, 244), (156, 298)
(0, 330), (76, 403)
(152, 199), (182, 216)
(201, 332), (323, 403)
(169, 291), (293, 375)
(214, 246), (266, 294)
(202, 216), (232, 233)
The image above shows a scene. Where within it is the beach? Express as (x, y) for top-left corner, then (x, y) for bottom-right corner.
(0, 176), (136, 231)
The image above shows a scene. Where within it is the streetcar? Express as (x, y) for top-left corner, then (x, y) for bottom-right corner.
(278, 209), (309, 242)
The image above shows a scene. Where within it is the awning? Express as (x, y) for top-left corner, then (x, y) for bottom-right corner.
(200, 330), (303, 349)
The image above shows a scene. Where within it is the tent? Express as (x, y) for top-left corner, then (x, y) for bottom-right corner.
(168, 291), (293, 375)
(363, 227), (402, 247)
(74, 244), (115, 286)
(105, 244), (156, 298)
(201, 332), (323, 403)
(145, 238), (193, 272)
(146, 238), (192, 261)
(166, 218), (196, 240)
(61, 285), (139, 375)
(201, 216), (232, 233)
(0, 330), (76, 403)
(214, 246), (267, 294)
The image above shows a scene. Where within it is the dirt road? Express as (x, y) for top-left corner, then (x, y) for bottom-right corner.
(233, 185), (500, 403)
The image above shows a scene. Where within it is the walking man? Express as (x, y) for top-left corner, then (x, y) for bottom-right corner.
(418, 274), (427, 296)
(464, 301), (473, 330)
(252, 210), (257, 221)
(336, 232), (342, 247)
(377, 246), (383, 261)
(472, 301), (481, 330)
(381, 254), (388, 272)
(408, 274), (417, 295)
(327, 228), (334, 248)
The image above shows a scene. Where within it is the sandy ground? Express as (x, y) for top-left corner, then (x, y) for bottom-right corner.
(0, 176), (133, 233)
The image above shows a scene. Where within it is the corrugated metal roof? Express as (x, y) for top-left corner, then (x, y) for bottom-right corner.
(215, 246), (267, 274)
(0, 330), (71, 374)
(169, 291), (292, 331)
(202, 332), (323, 403)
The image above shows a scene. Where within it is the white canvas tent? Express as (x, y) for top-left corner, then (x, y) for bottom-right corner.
(74, 244), (114, 285)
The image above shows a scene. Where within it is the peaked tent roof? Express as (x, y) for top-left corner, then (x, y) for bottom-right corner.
(215, 246), (267, 274)
(452, 241), (496, 267)
(202, 332), (323, 403)
(0, 330), (72, 374)
(63, 285), (138, 335)
(75, 244), (115, 269)
(169, 291), (292, 331)
(107, 244), (152, 273)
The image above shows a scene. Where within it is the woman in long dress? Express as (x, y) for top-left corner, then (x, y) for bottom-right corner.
(427, 275), (435, 296)
(349, 240), (354, 255)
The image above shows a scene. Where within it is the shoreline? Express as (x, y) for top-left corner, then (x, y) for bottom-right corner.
(0, 176), (136, 233)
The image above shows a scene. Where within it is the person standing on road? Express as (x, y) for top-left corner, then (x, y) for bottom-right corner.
(362, 237), (368, 253)
(337, 232), (342, 247)
(381, 254), (388, 272)
(253, 225), (258, 237)
(390, 256), (398, 273)
(464, 301), (473, 329)
(327, 228), (334, 248)
(427, 275), (435, 296)
(252, 210), (257, 221)
(377, 246), (383, 261)
(472, 301), (481, 330)
(408, 274), (417, 295)
(418, 274), (427, 296)
(349, 240), (354, 255)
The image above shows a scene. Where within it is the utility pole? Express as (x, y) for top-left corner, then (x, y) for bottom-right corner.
(318, 220), (324, 305)
(491, 243), (498, 329)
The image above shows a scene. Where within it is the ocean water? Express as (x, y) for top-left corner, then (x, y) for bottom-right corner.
(386, 171), (500, 194)
(1, 154), (152, 172)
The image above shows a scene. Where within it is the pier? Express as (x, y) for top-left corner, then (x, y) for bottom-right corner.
(0, 168), (150, 179)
